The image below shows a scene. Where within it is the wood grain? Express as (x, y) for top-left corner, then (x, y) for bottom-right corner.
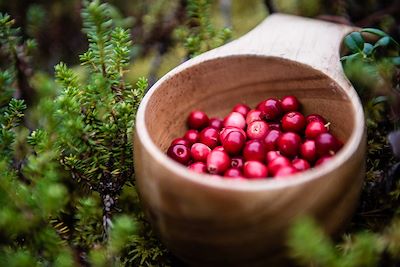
(134, 14), (366, 266)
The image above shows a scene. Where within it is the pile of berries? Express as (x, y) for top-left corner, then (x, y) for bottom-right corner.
(166, 96), (343, 179)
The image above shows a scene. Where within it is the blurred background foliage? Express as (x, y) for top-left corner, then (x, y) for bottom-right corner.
(2, 0), (397, 85)
(0, 0), (400, 266)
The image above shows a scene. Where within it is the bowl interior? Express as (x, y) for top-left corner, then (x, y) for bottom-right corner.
(145, 55), (355, 155)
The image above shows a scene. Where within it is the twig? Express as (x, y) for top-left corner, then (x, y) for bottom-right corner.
(220, 0), (232, 28)
(147, 43), (164, 88)
(264, 0), (276, 14)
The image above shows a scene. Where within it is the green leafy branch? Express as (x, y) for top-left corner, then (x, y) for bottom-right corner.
(341, 28), (400, 64)
(52, 0), (146, 240)
(288, 217), (400, 267)
(176, 0), (232, 58)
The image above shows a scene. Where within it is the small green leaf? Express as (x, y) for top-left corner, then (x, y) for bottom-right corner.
(374, 36), (391, 48)
(344, 32), (365, 53)
(392, 57), (400, 66)
(340, 53), (362, 62)
(371, 96), (388, 105)
(361, 28), (388, 37)
(363, 43), (374, 56)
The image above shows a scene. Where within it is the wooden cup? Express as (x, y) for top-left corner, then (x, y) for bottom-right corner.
(134, 14), (366, 267)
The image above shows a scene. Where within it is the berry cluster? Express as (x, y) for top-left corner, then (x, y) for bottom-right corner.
(166, 96), (343, 179)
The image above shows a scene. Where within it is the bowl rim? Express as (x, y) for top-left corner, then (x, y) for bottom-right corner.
(135, 54), (365, 191)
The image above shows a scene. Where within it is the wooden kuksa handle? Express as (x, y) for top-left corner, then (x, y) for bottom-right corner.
(194, 13), (356, 91)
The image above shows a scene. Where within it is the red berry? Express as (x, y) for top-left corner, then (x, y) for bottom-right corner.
(167, 144), (191, 165)
(243, 139), (265, 162)
(247, 120), (269, 140)
(213, 146), (225, 152)
(274, 165), (298, 177)
(220, 127), (246, 141)
(184, 129), (199, 145)
(315, 133), (340, 156)
(230, 156), (244, 169)
(221, 130), (246, 155)
(209, 117), (223, 130)
(188, 162), (207, 173)
(268, 122), (281, 131)
(232, 103), (251, 117)
(281, 112), (306, 133)
(199, 127), (220, 149)
(264, 129), (281, 151)
(257, 98), (283, 121)
(224, 168), (243, 178)
(305, 121), (327, 139)
(190, 143), (211, 162)
(266, 151), (281, 163)
(246, 109), (263, 125)
(278, 132), (301, 157)
(243, 161), (268, 179)
(306, 114), (326, 124)
(223, 112), (246, 129)
(292, 158), (310, 171)
(281, 95), (300, 112)
(268, 156), (291, 175)
(300, 140), (317, 163)
(171, 137), (190, 147)
(207, 150), (230, 174)
(187, 110), (209, 130)
(315, 155), (332, 166)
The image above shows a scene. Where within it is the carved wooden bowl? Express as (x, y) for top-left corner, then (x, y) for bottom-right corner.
(134, 14), (366, 266)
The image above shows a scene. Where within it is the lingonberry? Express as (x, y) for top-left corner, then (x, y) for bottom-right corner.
(266, 151), (281, 163)
(167, 144), (191, 165)
(277, 132), (301, 157)
(224, 168), (243, 178)
(232, 103), (251, 117)
(315, 155), (332, 166)
(306, 114), (326, 124)
(274, 165), (298, 177)
(243, 139), (265, 162)
(257, 98), (283, 121)
(230, 156), (244, 169)
(300, 140), (317, 163)
(281, 95), (300, 113)
(188, 162), (207, 173)
(292, 158), (310, 171)
(223, 112), (246, 129)
(199, 127), (219, 149)
(315, 133), (340, 156)
(243, 161), (268, 179)
(221, 130), (246, 155)
(264, 129), (281, 151)
(247, 120), (269, 140)
(206, 150), (230, 174)
(220, 127), (246, 141)
(173, 95), (343, 178)
(209, 117), (223, 130)
(305, 121), (327, 139)
(268, 156), (291, 175)
(187, 110), (209, 130)
(191, 143), (211, 162)
(246, 109), (263, 125)
(170, 137), (190, 147)
(184, 129), (199, 145)
(281, 111), (306, 133)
